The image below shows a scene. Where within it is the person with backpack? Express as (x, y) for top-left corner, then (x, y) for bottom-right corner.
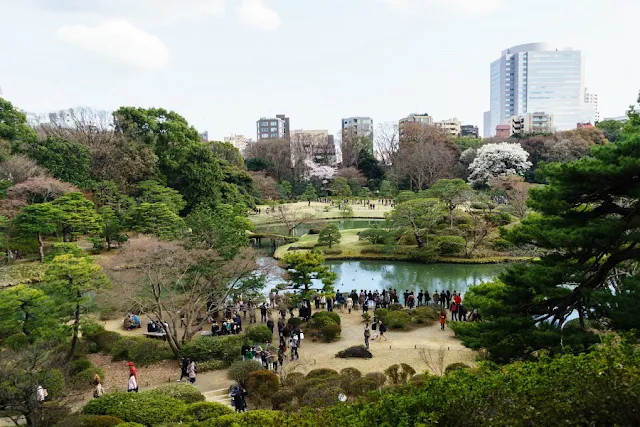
(378, 321), (387, 341)
(187, 360), (197, 384)
(364, 324), (371, 349)
(231, 385), (247, 412)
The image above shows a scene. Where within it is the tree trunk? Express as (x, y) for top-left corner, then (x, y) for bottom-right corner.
(67, 299), (81, 361)
(37, 232), (44, 263)
(578, 307), (585, 330)
(414, 232), (424, 248)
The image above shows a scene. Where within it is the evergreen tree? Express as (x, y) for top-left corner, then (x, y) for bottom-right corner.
(51, 192), (103, 242)
(301, 183), (317, 202)
(282, 251), (337, 298)
(14, 203), (62, 262)
(27, 136), (93, 188)
(126, 202), (186, 240)
(318, 223), (341, 248)
(330, 177), (351, 197)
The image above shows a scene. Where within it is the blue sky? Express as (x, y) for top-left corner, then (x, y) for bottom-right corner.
(0, 0), (638, 140)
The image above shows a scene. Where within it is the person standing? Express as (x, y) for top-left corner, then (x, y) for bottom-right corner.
(128, 372), (138, 392)
(403, 290), (410, 307)
(276, 344), (285, 372)
(432, 291), (439, 308)
(454, 292), (462, 306)
(289, 334), (299, 360)
(451, 302), (458, 321)
(424, 290), (431, 306)
(445, 290), (452, 309)
(187, 360), (197, 384)
(458, 303), (468, 321)
(439, 291), (446, 308)
(364, 324), (371, 349)
(266, 316), (275, 335)
(260, 303), (268, 323)
(231, 385), (247, 413)
(346, 296), (353, 314)
(417, 291), (424, 307)
(439, 311), (447, 330)
(248, 301), (257, 324)
(378, 321), (387, 341)
(178, 357), (189, 382)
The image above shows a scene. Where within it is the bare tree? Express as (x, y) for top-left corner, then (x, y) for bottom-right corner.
(274, 205), (314, 236)
(395, 140), (458, 190)
(245, 139), (293, 181)
(339, 128), (372, 168)
(375, 122), (399, 167)
(249, 171), (280, 200)
(35, 107), (116, 147)
(0, 177), (78, 217)
(490, 174), (532, 218)
(335, 167), (366, 185)
(419, 345), (447, 376)
(0, 155), (48, 184)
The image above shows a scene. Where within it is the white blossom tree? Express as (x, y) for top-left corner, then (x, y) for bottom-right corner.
(467, 142), (532, 188)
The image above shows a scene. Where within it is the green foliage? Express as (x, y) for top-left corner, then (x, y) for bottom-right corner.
(492, 237), (512, 251)
(126, 202), (186, 239)
(301, 183), (317, 201)
(197, 359), (227, 372)
(13, 202), (62, 260)
(246, 157), (272, 172)
(277, 180), (292, 199)
(52, 192), (103, 241)
(335, 346), (372, 359)
(185, 205), (251, 259)
(409, 306), (439, 324)
(444, 362), (470, 373)
(385, 311), (410, 329)
(85, 329), (122, 353)
(287, 317), (303, 328)
(0, 97), (37, 145)
(339, 367), (362, 385)
(245, 324), (273, 344)
(358, 228), (393, 245)
(148, 383), (205, 404)
(227, 360), (264, 387)
(70, 358), (92, 375)
(384, 363), (416, 385)
(183, 401), (234, 422)
(28, 137), (93, 188)
(312, 311), (341, 326)
(203, 410), (287, 427)
(53, 415), (124, 427)
(136, 180), (186, 214)
(318, 223), (341, 248)
(71, 366), (105, 388)
(304, 385), (344, 408)
(306, 369), (339, 380)
(378, 180), (396, 198)
(271, 389), (295, 410)
(596, 118), (624, 142)
(428, 179), (471, 227)
(330, 177), (351, 197)
(320, 322), (341, 342)
(281, 251), (337, 297)
(83, 391), (186, 426)
(247, 370), (280, 399)
(180, 335), (243, 365)
(433, 235), (465, 256)
(387, 198), (445, 246)
(347, 377), (379, 397)
(0, 284), (62, 343)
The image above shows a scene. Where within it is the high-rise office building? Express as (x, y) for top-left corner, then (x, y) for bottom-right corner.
(584, 88), (600, 122)
(484, 43), (595, 136)
(256, 114), (290, 141)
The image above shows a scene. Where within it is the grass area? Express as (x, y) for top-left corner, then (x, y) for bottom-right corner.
(250, 201), (392, 225)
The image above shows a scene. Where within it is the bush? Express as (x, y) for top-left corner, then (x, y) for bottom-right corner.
(82, 392), (187, 425)
(53, 415), (124, 427)
(410, 373), (428, 387)
(197, 359), (227, 372)
(335, 346), (373, 359)
(71, 367), (105, 388)
(271, 389), (295, 410)
(248, 370), (280, 399)
(293, 377), (340, 400)
(386, 311), (410, 329)
(70, 358), (92, 376)
(306, 368), (339, 379)
(410, 307), (439, 324)
(111, 424), (145, 427)
(109, 336), (173, 366)
(281, 372), (305, 388)
(312, 311), (341, 325)
(322, 248), (342, 255)
(339, 367), (362, 383)
(374, 308), (389, 324)
(227, 360), (264, 387)
(492, 237), (513, 251)
(148, 383), (204, 404)
(181, 335), (243, 365)
(359, 228), (392, 245)
(304, 385), (344, 408)
(85, 329), (122, 353)
(384, 363), (416, 385)
(348, 377), (380, 397)
(365, 372), (387, 387)
(445, 362), (470, 373)
(245, 325), (273, 344)
(434, 235), (466, 256)
(320, 322), (341, 342)
(183, 401), (233, 421)
(287, 317), (303, 328)
(387, 304), (404, 311)
(201, 410), (287, 427)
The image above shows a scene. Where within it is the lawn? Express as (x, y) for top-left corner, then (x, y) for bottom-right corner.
(250, 201), (392, 226)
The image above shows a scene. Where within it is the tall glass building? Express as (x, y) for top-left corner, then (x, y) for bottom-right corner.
(484, 43), (595, 137)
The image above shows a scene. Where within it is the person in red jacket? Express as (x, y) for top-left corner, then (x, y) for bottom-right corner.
(439, 311), (447, 330)
(454, 292), (462, 305)
(451, 302), (458, 321)
(127, 361), (137, 380)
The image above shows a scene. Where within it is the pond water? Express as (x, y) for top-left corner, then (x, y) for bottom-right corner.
(262, 259), (504, 298)
(256, 218), (383, 237)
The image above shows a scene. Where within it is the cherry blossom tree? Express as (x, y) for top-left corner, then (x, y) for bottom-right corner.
(467, 142), (532, 188)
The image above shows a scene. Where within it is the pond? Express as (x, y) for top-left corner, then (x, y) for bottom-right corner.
(255, 218), (383, 237)
(262, 259), (504, 298)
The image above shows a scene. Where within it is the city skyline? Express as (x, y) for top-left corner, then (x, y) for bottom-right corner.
(1, 0), (638, 140)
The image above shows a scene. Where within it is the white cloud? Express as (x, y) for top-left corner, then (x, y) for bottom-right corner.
(57, 20), (170, 69)
(379, 0), (504, 14)
(236, 0), (281, 31)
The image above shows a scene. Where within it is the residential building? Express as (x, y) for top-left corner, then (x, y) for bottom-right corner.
(341, 116), (374, 155)
(434, 118), (462, 136)
(224, 134), (253, 154)
(460, 125), (479, 138)
(584, 88), (600, 122)
(399, 113), (433, 140)
(496, 124), (511, 139)
(603, 115), (629, 124)
(256, 114), (290, 141)
(291, 129), (336, 166)
(486, 43), (595, 136)
(497, 112), (554, 137)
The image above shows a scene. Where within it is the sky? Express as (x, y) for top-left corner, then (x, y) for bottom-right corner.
(0, 0), (638, 140)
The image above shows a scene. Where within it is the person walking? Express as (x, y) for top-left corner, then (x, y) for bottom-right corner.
(439, 311), (447, 330)
(93, 374), (104, 398)
(260, 303), (268, 323)
(127, 361), (137, 381)
(371, 319), (378, 340)
(451, 302), (458, 321)
(458, 303), (468, 321)
(178, 357), (189, 382)
(128, 372), (138, 393)
(289, 334), (299, 360)
(266, 316), (275, 335)
(187, 360), (197, 384)
(364, 324), (371, 349)
(378, 321), (387, 341)
(231, 385), (248, 413)
(346, 296), (353, 314)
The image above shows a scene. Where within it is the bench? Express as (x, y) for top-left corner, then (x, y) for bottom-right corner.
(143, 332), (167, 340)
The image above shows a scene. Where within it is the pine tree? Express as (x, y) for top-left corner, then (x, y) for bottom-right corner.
(318, 223), (341, 248)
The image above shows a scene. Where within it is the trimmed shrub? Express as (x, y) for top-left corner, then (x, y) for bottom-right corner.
(386, 311), (410, 329)
(183, 401), (233, 421)
(112, 424), (145, 427)
(71, 367), (105, 388)
(271, 389), (295, 410)
(410, 373), (428, 387)
(85, 329), (122, 353)
(335, 346), (373, 359)
(384, 363), (416, 385)
(200, 410), (287, 427)
(359, 228), (392, 245)
(281, 372), (305, 387)
(197, 359), (227, 372)
(374, 308), (389, 324)
(348, 377), (380, 397)
(82, 392), (186, 425)
(445, 362), (470, 373)
(387, 304), (404, 311)
(248, 370), (280, 399)
(320, 322), (341, 342)
(365, 372), (387, 387)
(322, 248), (342, 255)
(306, 369), (339, 379)
(110, 336), (173, 366)
(410, 307), (439, 324)
(227, 360), (263, 387)
(181, 335), (243, 365)
(434, 235), (466, 256)
(492, 238), (513, 251)
(53, 415), (123, 427)
(339, 367), (362, 383)
(70, 358), (92, 376)
(287, 317), (303, 328)
(304, 385), (344, 408)
(293, 377), (340, 400)
(312, 311), (340, 325)
(245, 325), (273, 344)
(148, 383), (204, 404)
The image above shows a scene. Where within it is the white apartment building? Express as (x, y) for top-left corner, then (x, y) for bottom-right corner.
(291, 129), (336, 166)
(224, 134), (253, 153)
(584, 88), (600, 122)
(434, 118), (462, 136)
